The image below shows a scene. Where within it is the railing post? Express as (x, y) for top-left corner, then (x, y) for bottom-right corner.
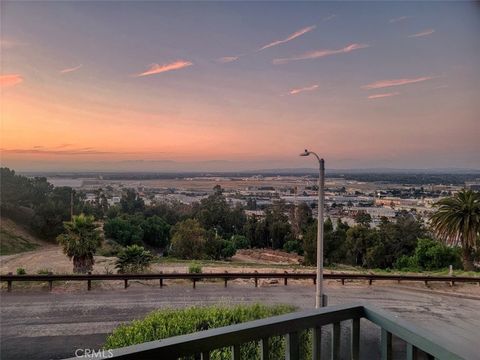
(341, 278), (345, 285)
(87, 271), (92, 291)
(368, 279), (373, 286)
(224, 271), (228, 288)
(406, 343), (418, 360)
(286, 331), (299, 360)
(381, 329), (392, 360)
(48, 272), (53, 291)
(313, 326), (322, 360)
(331, 322), (341, 360)
(7, 272), (12, 292)
(159, 271), (163, 288)
(231, 344), (241, 360)
(193, 278), (196, 289)
(260, 337), (269, 360)
(254, 271), (258, 288)
(201, 351), (210, 360)
(284, 271), (288, 286)
(124, 279), (128, 289)
(351, 318), (360, 360)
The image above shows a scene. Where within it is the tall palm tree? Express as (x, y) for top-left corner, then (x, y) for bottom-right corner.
(430, 190), (480, 271)
(57, 214), (102, 273)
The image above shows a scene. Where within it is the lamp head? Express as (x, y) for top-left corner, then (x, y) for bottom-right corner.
(300, 149), (310, 157)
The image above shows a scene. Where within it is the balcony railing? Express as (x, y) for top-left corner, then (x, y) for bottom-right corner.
(67, 304), (470, 360)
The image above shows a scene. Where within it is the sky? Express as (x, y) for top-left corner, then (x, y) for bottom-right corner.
(1, 1), (479, 172)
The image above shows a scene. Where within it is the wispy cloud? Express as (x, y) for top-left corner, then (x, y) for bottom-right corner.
(136, 60), (193, 77)
(273, 43), (369, 65)
(362, 76), (435, 90)
(289, 84), (319, 95)
(216, 56), (240, 64)
(0, 74), (23, 87)
(258, 25), (316, 51)
(408, 29), (435, 38)
(389, 16), (412, 24)
(60, 64), (83, 74)
(0, 147), (114, 155)
(368, 92), (400, 99)
(322, 14), (336, 22)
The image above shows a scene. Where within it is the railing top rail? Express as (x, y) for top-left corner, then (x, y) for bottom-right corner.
(363, 305), (469, 360)
(64, 304), (364, 360)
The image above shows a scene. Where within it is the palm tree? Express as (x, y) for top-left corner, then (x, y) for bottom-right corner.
(430, 190), (480, 271)
(57, 214), (102, 273)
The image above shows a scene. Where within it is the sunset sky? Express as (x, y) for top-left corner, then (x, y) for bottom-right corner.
(1, 1), (479, 172)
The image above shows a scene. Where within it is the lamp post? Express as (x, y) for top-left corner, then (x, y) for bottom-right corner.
(300, 149), (325, 308)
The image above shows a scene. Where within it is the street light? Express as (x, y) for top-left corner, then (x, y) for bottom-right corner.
(300, 149), (325, 308)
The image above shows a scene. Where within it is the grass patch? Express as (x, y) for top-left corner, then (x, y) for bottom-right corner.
(0, 228), (39, 255)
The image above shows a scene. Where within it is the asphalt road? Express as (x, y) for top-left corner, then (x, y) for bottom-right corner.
(1, 284), (479, 359)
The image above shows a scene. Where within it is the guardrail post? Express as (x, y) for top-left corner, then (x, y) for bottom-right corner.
(351, 318), (360, 360)
(7, 272), (12, 292)
(406, 343), (418, 360)
(87, 271), (92, 291)
(231, 344), (241, 360)
(381, 329), (392, 360)
(159, 271), (163, 288)
(286, 331), (299, 360)
(331, 322), (341, 360)
(284, 271), (288, 286)
(124, 279), (128, 289)
(254, 271), (258, 288)
(341, 278), (345, 285)
(260, 337), (269, 360)
(48, 272), (53, 291)
(224, 271), (228, 288)
(193, 278), (196, 289)
(368, 279), (373, 286)
(313, 326), (322, 360)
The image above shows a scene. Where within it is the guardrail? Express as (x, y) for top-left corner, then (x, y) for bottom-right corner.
(1, 272), (479, 292)
(64, 304), (471, 359)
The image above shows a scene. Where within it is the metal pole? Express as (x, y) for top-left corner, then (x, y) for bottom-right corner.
(316, 158), (325, 308)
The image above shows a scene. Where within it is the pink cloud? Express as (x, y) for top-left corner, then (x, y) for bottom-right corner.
(216, 56), (240, 63)
(258, 25), (316, 51)
(60, 64), (83, 74)
(362, 76), (434, 90)
(136, 60), (193, 77)
(289, 84), (319, 95)
(0, 74), (23, 87)
(273, 43), (369, 65)
(368, 92), (400, 99)
(408, 29), (435, 38)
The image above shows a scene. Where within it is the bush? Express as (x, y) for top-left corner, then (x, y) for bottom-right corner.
(283, 239), (301, 254)
(104, 304), (309, 359)
(394, 255), (419, 271)
(115, 245), (154, 274)
(16, 268), (26, 275)
(231, 235), (250, 250)
(170, 219), (206, 259)
(96, 239), (123, 257)
(37, 268), (51, 275)
(188, 263), (202, 274)
(415, 238), (462, 270)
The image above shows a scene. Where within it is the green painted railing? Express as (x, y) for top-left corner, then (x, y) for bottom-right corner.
(67, 304), (470, 360)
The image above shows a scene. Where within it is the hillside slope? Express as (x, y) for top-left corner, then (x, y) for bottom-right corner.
(0, 217), (46, 255)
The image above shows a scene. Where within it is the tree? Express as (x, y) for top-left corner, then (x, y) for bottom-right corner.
(115, 245), (154, 273)
(141, 216), (170, 249)
(57, 214), (102, 273)
(120, 189), (145, 214)
(103, 216), (144, 246)
(430, 190), (480, 270)
(354, 211), (372, 227)
(170, 219), (206, 259)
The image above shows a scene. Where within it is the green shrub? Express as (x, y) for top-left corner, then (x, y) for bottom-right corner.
(115, 245), (154, 274)
(415, 238), (462, 270)
(96, 239), (123, 257)
(16, 267), (26, 275)
(37, 268), (51, 275)
(104, 304), (309, 359)
(188, 263), (202, 274)
(283, 239), (301, 254)
(394, 255), (419, 271)
(231, 235), (250, 250)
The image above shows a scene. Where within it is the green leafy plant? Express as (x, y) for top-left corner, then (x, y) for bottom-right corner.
(16, 268), (26, 275)
(37, 268), (51, 275)
(188, 262), (202, 274)
(104, 304), (310, 359)
(115, 245), (154, 274)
